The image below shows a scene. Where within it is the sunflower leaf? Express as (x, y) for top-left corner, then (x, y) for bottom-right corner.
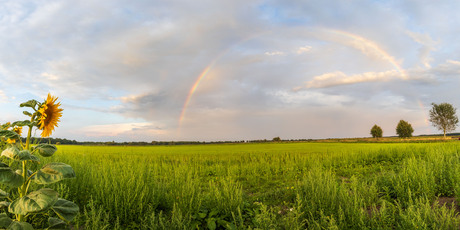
(7, 220), (34, 230)
(34, 163), (75, 185)
(33, 144), (57, 157)
(0, 164), (22, 188)
(51, 198), (79, 222)
(0, 201), (10, 208)
(2, 148), (39, 162)
(0, 213), (12, 228)
(0, 130), (19, 140)
(48, 217), (67, 229)
(12, 120), (33, 127)
(14, 170), (33, 178)
(19, 100), (39, 109)
(22, 111), (33, 117)
(0, 189), (9, 198)
(1, 147), (19, 160)
(9, 188), (59, 215)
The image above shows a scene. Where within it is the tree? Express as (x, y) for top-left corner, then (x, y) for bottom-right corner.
(370, 124), (383, 138)
(272, 137), (281, 142)
(396, 120), (414, 138)
(429, 102), (459, 138)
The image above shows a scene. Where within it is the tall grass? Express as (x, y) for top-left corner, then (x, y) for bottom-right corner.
(39, 142), (460, 229)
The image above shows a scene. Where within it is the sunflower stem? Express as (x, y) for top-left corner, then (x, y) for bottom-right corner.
(18, 117), (34, 222)
(18, 160), (27, 222)
(25, 125), (33, 151)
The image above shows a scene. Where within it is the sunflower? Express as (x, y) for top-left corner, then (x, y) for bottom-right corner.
(37, 94), (63, 137)
(13, 127), (22, 136)
(6, 138), (15, 144)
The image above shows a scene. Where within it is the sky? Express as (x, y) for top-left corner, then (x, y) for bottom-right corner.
(1, 0), (460, 142)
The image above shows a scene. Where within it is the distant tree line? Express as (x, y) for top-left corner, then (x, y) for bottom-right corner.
(21, 137), (312, 146)
(20, 137), (78, 145)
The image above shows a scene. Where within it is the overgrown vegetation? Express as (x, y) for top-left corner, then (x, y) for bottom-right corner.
(38, 142), (460, 229)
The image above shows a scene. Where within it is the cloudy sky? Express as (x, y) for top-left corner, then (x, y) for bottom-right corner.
(1, 0), (459, 141)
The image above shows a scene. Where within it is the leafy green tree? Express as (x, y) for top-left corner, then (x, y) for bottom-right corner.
(396, 120), (414, 138)
(370, 125), (383, 138)
(272, 137), (281, 142)
(429, 102), (459, 138)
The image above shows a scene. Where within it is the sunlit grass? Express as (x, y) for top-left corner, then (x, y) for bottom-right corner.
(41, 142), (460, 229)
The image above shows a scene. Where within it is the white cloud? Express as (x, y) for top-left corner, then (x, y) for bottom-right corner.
(81, 122), (165, 137)
(446, 60), (460, 66)
(296, 70), (401, 89)
(295, 58), (460, 91)
(427, 59), (460, 76)
(296, 45), (312, 54)
(264, 51), (285, 56)
(265, 45), (311, 56)
(41, 72), (59, 80)
(0, 90), (9, 102)
(406, 31), (437, 46)
(273, 90), (352, 106)
(406, 31), (438, 68)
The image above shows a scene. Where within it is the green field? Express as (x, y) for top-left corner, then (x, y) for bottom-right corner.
(34, 142), (460, 229)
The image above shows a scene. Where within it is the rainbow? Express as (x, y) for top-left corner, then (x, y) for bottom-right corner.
(418, 100), (430, 126)
(178, 53), (229, 131)
(178, 28), (410, 131)
(178, 33), (267, 129)
(324, 29), (407, 78)
(178, 65), (213, 126)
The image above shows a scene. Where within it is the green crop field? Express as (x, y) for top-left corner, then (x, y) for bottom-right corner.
(34, 142), (460, 229)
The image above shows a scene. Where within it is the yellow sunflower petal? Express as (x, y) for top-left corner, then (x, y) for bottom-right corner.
(37, 93), (63, 137)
